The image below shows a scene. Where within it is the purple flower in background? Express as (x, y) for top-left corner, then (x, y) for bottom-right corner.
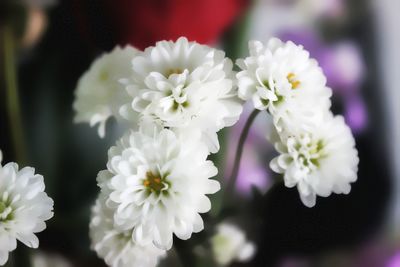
(321, 42), (365, 93)
(345, 95), (368, 133)
(279, 29), (368, 133)
(279, 30), (325, 58)
(235, 146), (270, 196)
(387, 252), (400, 267)
(226, 104), (272, 197)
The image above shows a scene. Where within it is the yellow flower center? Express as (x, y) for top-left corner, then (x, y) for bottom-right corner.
(165, 68), (183, 77)
(143, 171), (166, 193)
(287, 73), (300, 89)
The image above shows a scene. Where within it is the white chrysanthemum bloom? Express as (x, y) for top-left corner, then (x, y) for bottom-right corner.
(122, 37), (242, 153)
(270, 114), (359, 207)
(73, 46), (139, 138)
(99, 126), (220, 250)
(0, 154), (54, 266)
(211, 223), (255, 266)
(237, 38), (332, 131)
(90, 193), (166, 267)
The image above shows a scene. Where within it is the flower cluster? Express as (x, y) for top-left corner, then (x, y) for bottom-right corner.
(237, 38), (359, 207)
(75, 37), (241, 266)
(74, 36), (359, 266)
(0, 150), (54, 266)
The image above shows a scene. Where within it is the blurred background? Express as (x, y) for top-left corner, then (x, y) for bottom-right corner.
(0, 0), (399, 266)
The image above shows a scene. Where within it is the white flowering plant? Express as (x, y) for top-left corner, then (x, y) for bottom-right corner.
(73, 37), (359, 267)
(0, 151), (54, 266)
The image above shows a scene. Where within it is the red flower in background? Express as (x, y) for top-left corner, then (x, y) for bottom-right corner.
(104, 0), (249, 49)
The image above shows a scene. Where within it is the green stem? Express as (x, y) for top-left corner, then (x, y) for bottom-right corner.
(226, 109), (260, 196)
(2, 25), (27, 164)
(2, 25), (30, 267)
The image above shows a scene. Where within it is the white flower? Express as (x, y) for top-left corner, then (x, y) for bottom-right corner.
(123, 37), (242, 153)
(237, 38), (332, 131)
(73, 46), (140, 138)
(90, 193), (166, 267)
(0, 155), (54, 266)
(211, 223), (255, 266)
(99, 126), (220, 250)
(270, 114), (359, 207)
